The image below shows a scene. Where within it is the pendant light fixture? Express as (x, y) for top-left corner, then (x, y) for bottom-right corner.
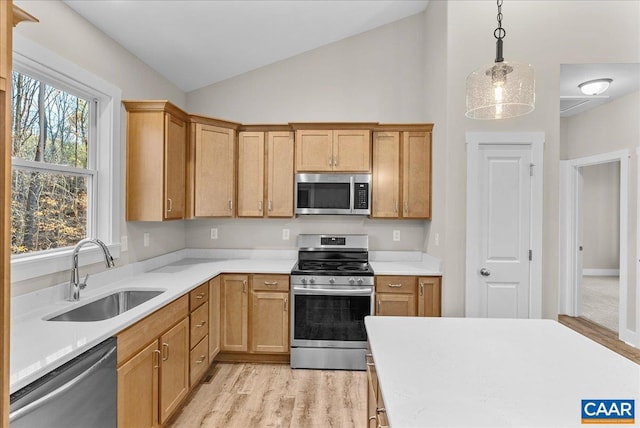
(466, 0), (535, 120)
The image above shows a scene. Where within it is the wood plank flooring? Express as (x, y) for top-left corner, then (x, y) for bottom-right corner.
(168, 363), (366, 428)
(558, 315), (640, 364)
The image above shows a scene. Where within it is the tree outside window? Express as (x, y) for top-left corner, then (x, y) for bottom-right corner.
(11, 71), (95, 255)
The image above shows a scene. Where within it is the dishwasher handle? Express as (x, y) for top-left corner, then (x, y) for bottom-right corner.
(10, 345), (116, 422)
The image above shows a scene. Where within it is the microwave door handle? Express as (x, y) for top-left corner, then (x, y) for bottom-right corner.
(350, 175), (355, 213)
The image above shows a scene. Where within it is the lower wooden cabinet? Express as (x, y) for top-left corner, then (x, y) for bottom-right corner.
(375, 275), (441, 317)
(117, 296), (189, 427)
(221, 274), (249, 352)
(366, 351), (388, 428)
(250, 275), (289, 353)
(209, 276), (221, 361)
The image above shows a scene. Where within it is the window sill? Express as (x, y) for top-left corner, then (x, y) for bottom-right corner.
(11, 244), (122, 283)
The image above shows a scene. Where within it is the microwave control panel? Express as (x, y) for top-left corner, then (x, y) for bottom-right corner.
(355, 183), (369, 209)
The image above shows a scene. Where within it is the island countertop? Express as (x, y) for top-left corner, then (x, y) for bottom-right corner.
(365, 316), (640, 427)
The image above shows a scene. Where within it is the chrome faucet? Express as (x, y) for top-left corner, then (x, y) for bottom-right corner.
(68, 238), (115, 301)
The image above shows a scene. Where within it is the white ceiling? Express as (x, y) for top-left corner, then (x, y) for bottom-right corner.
(64, 0), (429, 92)
(560, 63), (640, 117)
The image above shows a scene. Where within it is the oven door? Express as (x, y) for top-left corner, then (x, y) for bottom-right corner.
(290, 285), (374, 348)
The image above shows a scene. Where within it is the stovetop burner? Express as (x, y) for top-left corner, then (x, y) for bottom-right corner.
(291, 234), (374, 277)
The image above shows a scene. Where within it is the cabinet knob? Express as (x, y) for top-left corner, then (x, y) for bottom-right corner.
(258, 200), (263, 211)
(268, 200), (273, 212)
(196, 321), (206, 328)
(419, 283), (424, 296)
(162, 343), (169, 361)
(167, 198), (173, 212)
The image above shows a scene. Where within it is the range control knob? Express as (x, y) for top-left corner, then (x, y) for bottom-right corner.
(356, 278), (364, 285)
(309, 277), (316, 284)
(301, 278), (307, 284)
(348, 277), (356, 285)
(329, 277), (335, 284)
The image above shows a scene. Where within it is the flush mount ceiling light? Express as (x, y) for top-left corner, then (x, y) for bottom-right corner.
(578, 78), (613, 95)
(465, 0), (535, 120)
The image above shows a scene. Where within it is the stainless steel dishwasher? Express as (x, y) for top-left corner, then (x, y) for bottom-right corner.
(10, 337), (117, 428)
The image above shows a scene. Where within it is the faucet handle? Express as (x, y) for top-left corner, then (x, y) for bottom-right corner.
(80, 273), (90, 290)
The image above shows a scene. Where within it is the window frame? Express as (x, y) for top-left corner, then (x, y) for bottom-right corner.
(11, 35), (122, 283)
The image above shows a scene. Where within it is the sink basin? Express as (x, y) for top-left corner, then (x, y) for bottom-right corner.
(46, 290), (165, 322)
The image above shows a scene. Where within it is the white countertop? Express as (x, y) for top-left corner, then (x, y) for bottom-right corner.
(365, 317), (640, 427)
(11, 249), (441, 394)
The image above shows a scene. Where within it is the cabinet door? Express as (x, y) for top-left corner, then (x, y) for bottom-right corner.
(295, 130), (333, 172)
(376, 294), (416, 316)
(221, 275), (249, 352)
(209, 276), (221, 361)
(402, 131), (431, 219)
(417, 276), (442, 317)
(372, 132), (400, 218)
(118, 341), (159, 428)
(266, 131), (294, 217)
(164, 113), (186, 219)
(366, 353), (378, 428)
(251, 291), (289, 353)
(237, 131), (265, 217)
(332, 130), (371, 172)
(194, 123), (235, 217)
(159, 317), (189, 424)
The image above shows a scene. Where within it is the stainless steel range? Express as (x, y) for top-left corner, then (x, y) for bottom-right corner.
(290, 234), (374, 371)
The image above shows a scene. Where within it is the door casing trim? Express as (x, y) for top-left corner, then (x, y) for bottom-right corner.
(465, 132), (545, 318)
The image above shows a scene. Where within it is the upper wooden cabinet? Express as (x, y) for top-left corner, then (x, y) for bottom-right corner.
(124, 101), (188, 221)
(237, 129), (294, 218)
(372, 127), (432, 219)
(188, 116), (238, 218)
(295, 129), (371, 172)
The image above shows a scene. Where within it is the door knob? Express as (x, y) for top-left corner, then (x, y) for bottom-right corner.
(480, 268), (491, 277)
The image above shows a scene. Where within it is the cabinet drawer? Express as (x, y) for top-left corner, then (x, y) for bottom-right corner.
(189, 282), (209, 310)
(252, 275), (290, 292)
(375, 276), (416, 294)
(190, 303), (209, 347)
(190, 336), (209, 386)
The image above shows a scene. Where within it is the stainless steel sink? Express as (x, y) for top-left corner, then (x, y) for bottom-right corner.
(46, 290), (165, 322)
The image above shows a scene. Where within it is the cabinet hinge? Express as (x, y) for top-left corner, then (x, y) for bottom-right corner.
(529, 249), (533, 261)
(529, 163), (534, 177)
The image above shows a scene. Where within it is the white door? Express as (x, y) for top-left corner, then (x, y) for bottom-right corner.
(467, 144), (532, 318)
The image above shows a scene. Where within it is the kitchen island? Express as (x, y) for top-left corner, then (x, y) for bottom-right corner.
(365, 316), (640, 427)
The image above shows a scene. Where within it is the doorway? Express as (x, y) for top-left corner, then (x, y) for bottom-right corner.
(465, 132), (544, 318)
(580, 161), (620, 332)
(559, 150), (631, 343)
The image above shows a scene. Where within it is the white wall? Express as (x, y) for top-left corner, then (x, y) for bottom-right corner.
(11, 0), (188, 295)
(443, 0), (640, 318)
(581, 162), (621, 270)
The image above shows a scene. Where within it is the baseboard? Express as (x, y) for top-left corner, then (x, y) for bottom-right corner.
(583, 269), (620, 276)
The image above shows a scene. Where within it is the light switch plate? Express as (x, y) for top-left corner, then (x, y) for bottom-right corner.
(121, 236), (128, 252)
(393, 230), (401, 241)
(143, 232), (150, 247)
(211, 228), (218, 240)
(282, 229), (290, 240)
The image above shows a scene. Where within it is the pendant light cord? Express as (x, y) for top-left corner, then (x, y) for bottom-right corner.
(494, 0), (506, 63)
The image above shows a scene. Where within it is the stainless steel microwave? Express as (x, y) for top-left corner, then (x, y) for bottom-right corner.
(295, 173), (371, 215)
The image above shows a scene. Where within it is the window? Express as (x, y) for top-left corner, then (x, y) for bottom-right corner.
(11, 71), (95, 255)
(11, 35), (121, 282)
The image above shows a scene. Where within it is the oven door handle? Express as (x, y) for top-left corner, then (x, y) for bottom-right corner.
(292, 286), (373, 295)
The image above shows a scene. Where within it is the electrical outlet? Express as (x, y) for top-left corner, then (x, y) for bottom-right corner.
(143, 232), (150, 247)
(121, 236), (128, 252)
(434, 232), (439, 246)
(211, 228), (218, 240)
(282, 229), (290, 240)
(393, 230), (401, 242)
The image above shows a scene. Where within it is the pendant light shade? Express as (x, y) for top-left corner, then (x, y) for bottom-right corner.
(465, 0), (535, 120)
(466, 60), (535, 120)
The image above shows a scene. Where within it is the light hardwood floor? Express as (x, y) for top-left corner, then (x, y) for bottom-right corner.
(168, 363), (366, 428)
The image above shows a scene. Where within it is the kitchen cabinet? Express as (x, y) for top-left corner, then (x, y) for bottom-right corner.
(209, 276), (221, 361)
(117, 295), (189, 427)
(188, 116), (239, 217)
(375, 276), (417, 316)
(374, 275), (441, 317)
(221, 274), (249, 352)
(295, 129), (371, 172)
(124, 101), (188, 221)
(366, 351), (387, 428)
(250, 274), (290, 353)
(371, 128), (432, 219)
(237, 130), (294, 217)
(189, 282), (209, 387)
